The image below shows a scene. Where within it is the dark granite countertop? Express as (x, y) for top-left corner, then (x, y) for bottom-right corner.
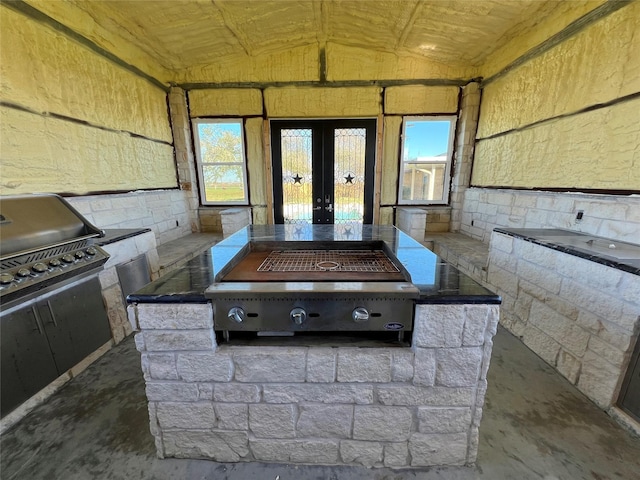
(92, 228), (152, 246)
(495, 228), (640, 276)
(128, 225), (500, 305)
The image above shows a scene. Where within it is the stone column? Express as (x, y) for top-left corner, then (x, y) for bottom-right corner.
(450, 82), (481, 232)
(168, 86), (201, 232)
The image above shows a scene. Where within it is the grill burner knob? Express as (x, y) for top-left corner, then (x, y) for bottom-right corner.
(0, 273), (15, 285)
(32, 262), (48, 273)
(74, 251), (85, 259)
(62, 254), (75, 263)
(227, 307), (245, 324)
(17, 268), (31, 278)
(352, 307), (370, 323)
(290, 307), (307, 326)
(49, 259), (61, 267)
(85, 247), (97, 256)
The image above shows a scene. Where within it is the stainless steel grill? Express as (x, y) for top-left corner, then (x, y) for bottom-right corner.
(257, 249), (400, 273)
(1, 193), (113, 417)
(206, 240), (419, 340)
(0, 194), (110, 309)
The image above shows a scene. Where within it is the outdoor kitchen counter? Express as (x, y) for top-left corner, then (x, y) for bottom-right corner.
(128, 224), (500, 304)
(127, 225), (501, 468)
(494, 228), (640, 275)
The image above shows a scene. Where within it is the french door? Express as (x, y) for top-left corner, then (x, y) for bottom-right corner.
(271, 119), (376, 225)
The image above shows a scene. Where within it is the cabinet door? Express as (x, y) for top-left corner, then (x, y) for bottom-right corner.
(41, 277), (112, 373)
(1, 305), (58, 417)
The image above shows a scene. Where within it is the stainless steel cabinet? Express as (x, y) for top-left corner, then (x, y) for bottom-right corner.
(1, 276), (111, 417)
(0, 305), (59, 416)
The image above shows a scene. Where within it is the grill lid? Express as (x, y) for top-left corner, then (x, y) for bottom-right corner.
(0, 194), (104, 259)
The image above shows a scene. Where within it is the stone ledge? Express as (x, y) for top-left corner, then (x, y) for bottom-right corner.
(423, 233), (489, 285)
(156, 233), (222, 276)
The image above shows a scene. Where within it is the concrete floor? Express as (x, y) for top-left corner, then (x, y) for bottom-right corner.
(2, 327), (639, 480)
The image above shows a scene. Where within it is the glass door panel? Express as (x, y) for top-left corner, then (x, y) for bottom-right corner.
(280, 128), (313, 224)
(334, 128), (366, 225)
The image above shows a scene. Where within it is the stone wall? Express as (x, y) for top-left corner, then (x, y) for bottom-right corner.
(68, 191), (193, 246)
(98, 231), (159, 344)
(488, 231), (640, 410)
(129, 302), (499, 467)
(460, 188), (640, 244)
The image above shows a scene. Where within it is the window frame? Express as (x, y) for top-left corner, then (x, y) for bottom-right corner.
(398, 115), (457, 206)
(192, 118), (249, 206)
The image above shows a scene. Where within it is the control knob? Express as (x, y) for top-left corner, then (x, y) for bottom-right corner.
(74, 251), (85, 259)
(61, 254), (75, 264)
(0, 273), (15, 285)
(17, 268), (31, 278)
(290, 307), (307, 326)
(49, 258), (61, 267)
(227, 307), (245, 324)
(32, 262), (48, 273)
(352, 307), (370, 323)
(85, 247), (97, 256)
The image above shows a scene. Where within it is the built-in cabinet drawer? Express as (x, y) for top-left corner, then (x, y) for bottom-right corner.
(0, 276), (111, 417)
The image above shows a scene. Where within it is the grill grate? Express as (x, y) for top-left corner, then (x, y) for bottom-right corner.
(257, 249), (400, 273)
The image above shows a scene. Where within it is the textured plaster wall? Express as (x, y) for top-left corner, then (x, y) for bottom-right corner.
(264, 87), (382, 118)
(478, 2), (640, 137)
(1, 108), (176, 194)
(176, 45), (320, 84)
(325, 43), (475, 82)
(385, 86), (458, 115)
(473, 2), (640, 190)
(0, 6), (176, 195)
(23, 0), (171, 83)
(474, 99), (640, 190)
(479, 1), (607, 80)
(188, 89), (263, 118)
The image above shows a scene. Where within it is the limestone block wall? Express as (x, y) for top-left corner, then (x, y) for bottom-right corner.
(488, 231), (640, 410)
(68, 191), (193, 246)
(425, 208), (453, 233)
(459, 188), (640, 244)
(0, 5), (176, 196)
(395, 208), (426, 241)
(129, 302), (499, 467)
(473, 2), (640, 191)
(220, 208), (252, 238)
(99, 231), (159, 344)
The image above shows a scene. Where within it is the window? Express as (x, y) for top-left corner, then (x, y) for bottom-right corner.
(398, 116), (456, 204)
(192, 119), (248, 205)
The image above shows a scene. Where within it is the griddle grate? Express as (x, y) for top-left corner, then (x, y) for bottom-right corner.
(257, 249), (400, 273)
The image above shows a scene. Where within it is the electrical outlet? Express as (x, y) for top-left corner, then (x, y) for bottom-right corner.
(575, 210), (584, 222)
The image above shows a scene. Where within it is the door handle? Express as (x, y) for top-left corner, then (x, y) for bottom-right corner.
(326, 204), (333, 213)
(31, 305), (44, 334)
(45, 300), (58, 327)
(312, 206), (322, 211)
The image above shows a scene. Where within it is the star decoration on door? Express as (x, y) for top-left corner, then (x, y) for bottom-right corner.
(344, 173), (355, 184)
(293, 174), (303, 184)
